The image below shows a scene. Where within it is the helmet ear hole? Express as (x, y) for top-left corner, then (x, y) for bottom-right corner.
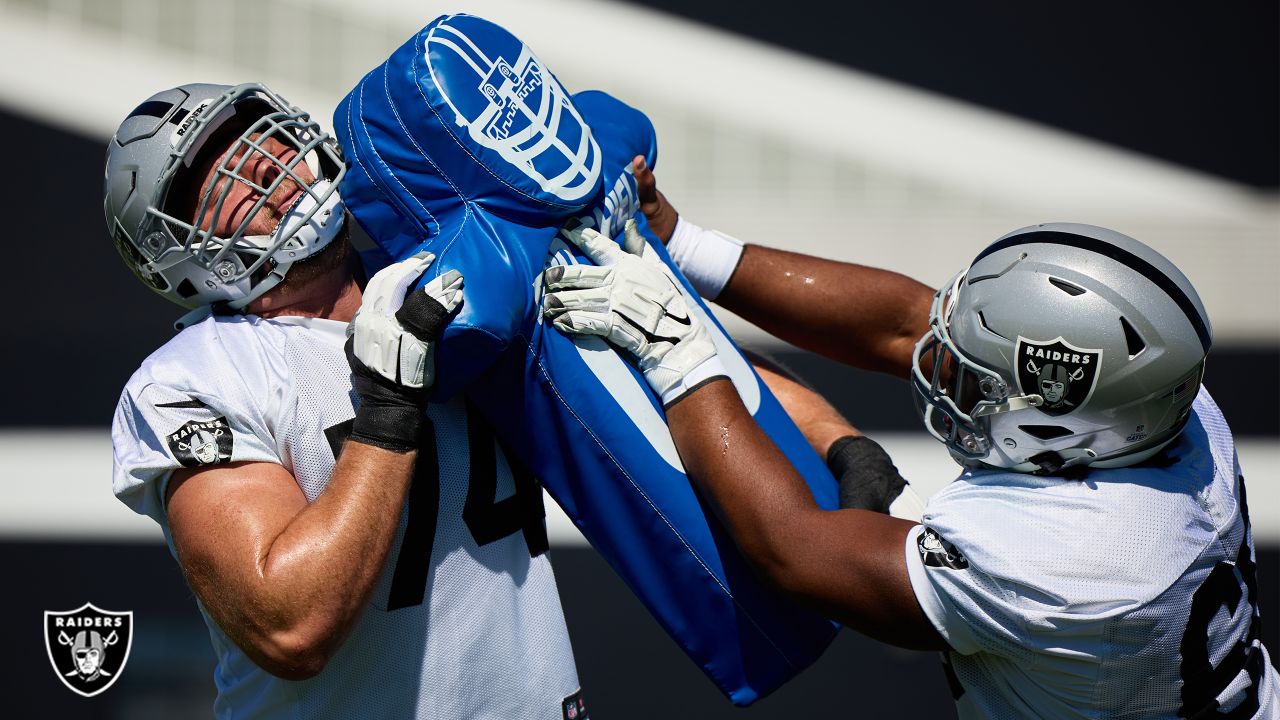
(1120, 316), (1146, 357)
(1018, 425), (1074, 440)
(976, 310), (1010, 340)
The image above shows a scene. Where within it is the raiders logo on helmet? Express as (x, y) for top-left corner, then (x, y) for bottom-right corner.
(1015, 336), (1103, 417)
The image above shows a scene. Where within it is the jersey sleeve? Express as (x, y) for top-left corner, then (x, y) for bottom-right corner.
(903, 523), (1030, 658)
(111, 378), (283, 526)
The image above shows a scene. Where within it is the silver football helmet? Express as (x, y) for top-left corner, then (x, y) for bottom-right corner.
(912, 223), (1212, 474)
(103, 82), (346, 311)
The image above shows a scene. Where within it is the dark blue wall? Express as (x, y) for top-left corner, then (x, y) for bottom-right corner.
(619, 1), (1279, 188)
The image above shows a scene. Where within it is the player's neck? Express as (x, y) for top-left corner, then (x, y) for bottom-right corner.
(251, 247), (363, 323)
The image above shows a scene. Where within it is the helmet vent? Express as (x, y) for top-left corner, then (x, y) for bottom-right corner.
(977, 311), (1010, 340)
(1048, 277), (1086, 296)
(1120, 316), (1146, 357)
(1018, 425), (1074, 440)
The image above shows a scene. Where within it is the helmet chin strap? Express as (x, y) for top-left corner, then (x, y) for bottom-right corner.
(172, 261), (290, 331)
(957, 446), (1090, 474)
(225, 263), (290, 311)
(1003, 434), (1180, 475)
(1006, 447), (1098, 475)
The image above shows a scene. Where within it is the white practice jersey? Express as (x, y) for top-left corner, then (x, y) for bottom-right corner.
(112, 314), (583, 720)
(905, 388), (1278, 719)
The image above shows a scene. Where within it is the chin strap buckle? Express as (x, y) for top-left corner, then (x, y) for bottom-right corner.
(173, 305), (215, 331)
(1028, 448), (1098, 477)
(1028, 451), (1066, 475)
(173, 302), (241, 331)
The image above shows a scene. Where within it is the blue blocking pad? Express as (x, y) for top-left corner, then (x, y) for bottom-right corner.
(335, 14), (839, 705)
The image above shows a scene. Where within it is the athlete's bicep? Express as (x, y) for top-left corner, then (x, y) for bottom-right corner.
(784, 508), (950, 651)
(166, 462), (307, 623)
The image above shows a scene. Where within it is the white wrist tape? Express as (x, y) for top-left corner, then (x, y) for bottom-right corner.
(666, 217), (745, 301)
(660, 355), (729, 407)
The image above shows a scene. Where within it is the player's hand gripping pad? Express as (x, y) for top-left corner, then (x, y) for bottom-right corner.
(335, 14), (838, 704)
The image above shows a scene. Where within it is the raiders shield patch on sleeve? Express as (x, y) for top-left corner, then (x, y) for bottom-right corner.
(166, 416), (233, 467)
(918, 528), (969, 570)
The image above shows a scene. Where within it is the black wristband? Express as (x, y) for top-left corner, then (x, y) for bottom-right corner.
(350, 403), (423, 453)
(394, 290), (452, 343)
(345, 338), (424, 453)
(826, 435), (908, 514)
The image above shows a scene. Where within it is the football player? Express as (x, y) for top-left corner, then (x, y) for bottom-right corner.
(539, 159), (1280, 718)
(106, 83), (583, 718)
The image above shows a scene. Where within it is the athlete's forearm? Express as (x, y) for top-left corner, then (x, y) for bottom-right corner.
(633, 160), (932, 374)
(665, 380), (943, 649)
(543, 211), (944, 649)
(667, 380), (821, 581)
(717, 245), (933, 376)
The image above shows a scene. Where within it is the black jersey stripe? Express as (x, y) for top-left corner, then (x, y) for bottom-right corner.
(972, 230), (1212, 353)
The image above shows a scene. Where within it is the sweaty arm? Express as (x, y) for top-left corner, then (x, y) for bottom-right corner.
(666, 380), (943, 648)
(166, 254), (463, 680)
(633, 156), (933, 376)
(167, 449), (414, 680)
(544, 222), (945, 650)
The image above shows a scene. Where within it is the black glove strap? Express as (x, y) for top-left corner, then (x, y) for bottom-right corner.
(827, 435), (908, 514)
(346, 338), (424, 454)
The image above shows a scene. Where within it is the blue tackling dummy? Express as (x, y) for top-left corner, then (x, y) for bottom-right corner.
(335, 14), (839, 704)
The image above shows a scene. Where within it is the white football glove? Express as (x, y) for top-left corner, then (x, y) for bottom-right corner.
(348, 251), (464, 390)
(544, 220), (726, 406)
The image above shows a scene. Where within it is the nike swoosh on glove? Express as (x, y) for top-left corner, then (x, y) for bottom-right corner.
(543, 219), (727, 407)
(346, 250), (463, 452)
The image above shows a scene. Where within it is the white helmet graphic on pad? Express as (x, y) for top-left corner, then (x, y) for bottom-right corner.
(427, 20), (601, 203)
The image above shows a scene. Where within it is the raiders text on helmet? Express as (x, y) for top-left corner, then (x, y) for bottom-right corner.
(912, 223), (1211, 473)
(103, 83), (347, 312)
